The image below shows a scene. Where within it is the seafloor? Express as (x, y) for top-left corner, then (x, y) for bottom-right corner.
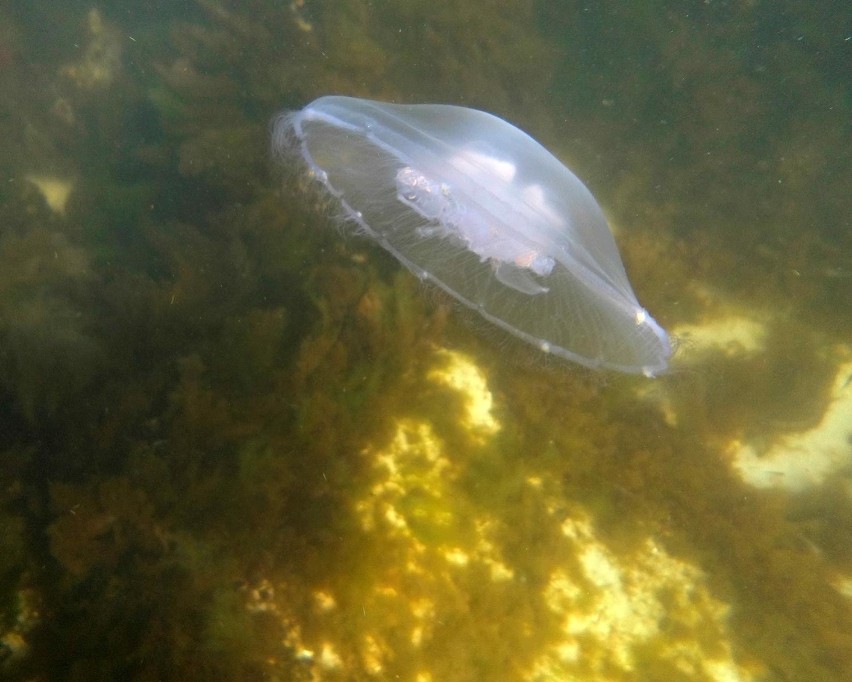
(0, 2), (850, 680)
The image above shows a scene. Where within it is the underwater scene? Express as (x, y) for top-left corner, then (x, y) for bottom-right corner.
(0, 1), (850, 680)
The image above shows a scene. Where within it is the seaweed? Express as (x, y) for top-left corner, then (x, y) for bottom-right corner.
(0, 1), (850, 679)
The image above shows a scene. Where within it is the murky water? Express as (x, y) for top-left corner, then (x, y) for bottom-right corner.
(1, 2), (849, 680)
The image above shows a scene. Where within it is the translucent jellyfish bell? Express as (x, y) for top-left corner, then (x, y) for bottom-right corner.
(273, 96), (671, 376)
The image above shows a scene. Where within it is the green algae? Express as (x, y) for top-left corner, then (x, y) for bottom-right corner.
(0, 1), (850, 680)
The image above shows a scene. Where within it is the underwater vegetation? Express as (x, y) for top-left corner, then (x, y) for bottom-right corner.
(0, 0), (850, 680)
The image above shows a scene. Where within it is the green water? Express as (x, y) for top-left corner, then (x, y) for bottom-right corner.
(1, 1), (850, 680)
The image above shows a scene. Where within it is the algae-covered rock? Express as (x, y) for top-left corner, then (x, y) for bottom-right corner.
(0, 1), (850, 680)
(0, 223), (101, 423)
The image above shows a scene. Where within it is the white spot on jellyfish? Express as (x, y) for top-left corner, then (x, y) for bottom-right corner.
(452, 149), (517, 183)
(395, 166), (455, 222)
(272, 96), (672, 375)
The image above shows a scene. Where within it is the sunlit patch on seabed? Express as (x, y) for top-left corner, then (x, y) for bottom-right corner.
(671, 313), (767, 359)
(635, 311), (769, 428)
(427, 349), (501, 440)
(729, 358), (852, 492)
(242, 350), (759, 680)
(529, 514), (756, 682)
(24, 175), (75, 216)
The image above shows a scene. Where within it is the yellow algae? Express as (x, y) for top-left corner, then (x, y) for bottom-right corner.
(443, 548), (469, 566)
(427, 349), (501, 440)
(409, 598), (435, 646)
(317, 642), (342, 670)
(60, 9), (123, 90)
(356, 418), (453, 540)
(672, 314), (767, 358)
(24, 175), (74, 216)
(6, 2), (849, 679)
(361, 633), (385, 674)
(289, 0), (314, 32)
(0, 588), (40, 669)
(356, 416), (514, 581)
(529, 514), (755, 681)
(833, 575), (852, 600)
(256, 404), (757, 681)
(312, 590), (337, 613)
(275, 411), (530, 678)
(730, 358), (852, 491)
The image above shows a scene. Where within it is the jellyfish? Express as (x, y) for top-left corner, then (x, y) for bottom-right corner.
(273, 96), (671, 376)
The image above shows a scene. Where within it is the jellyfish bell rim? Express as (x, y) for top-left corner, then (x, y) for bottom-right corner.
(272, 96), (672, 376)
